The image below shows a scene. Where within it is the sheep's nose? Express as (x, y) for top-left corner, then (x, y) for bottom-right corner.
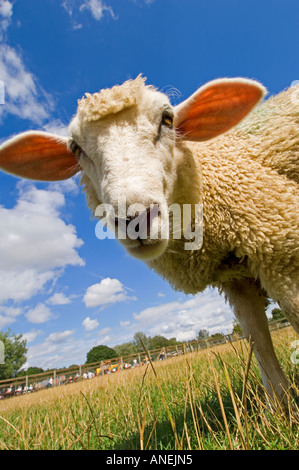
(114, 205), (161, 240)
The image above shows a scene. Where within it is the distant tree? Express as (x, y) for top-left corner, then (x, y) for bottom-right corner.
(232, 320), (243, 336)
(86, 345), (117, 364)
(0, 330), (27, 380)
(27, 367), (44, 375)
(115, 335), (179, 356)
(167, 337), (179, 346)
(114, 342), (137, 357)
(151, 335), (171, 349)
(133, 332), (151, 352)
(197, 329), (209, 341)
(210, 333), (225, 341)
(17, 367), (44, 377)
(133, 333), (179, 351)
(270, 308), (285, 322)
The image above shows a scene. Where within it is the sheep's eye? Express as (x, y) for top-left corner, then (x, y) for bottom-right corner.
(70, 141), (83, 158)
(161, 112), (174, 129)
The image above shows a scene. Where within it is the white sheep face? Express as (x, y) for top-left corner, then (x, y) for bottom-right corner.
(69, 86), (178, 261)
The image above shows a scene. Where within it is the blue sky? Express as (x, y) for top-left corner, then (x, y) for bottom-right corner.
(0, 0), (298, 370)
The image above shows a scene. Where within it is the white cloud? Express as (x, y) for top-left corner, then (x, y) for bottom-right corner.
(22, 329), (43, 344)
(0, 44), (53, 124)
(42, 119), (69, 137)
(61, 0), (83, 30)
(23, 331), (76, 370)
(132, 289), (235, 342)
(25, 303), (55, 324)
(97, 334), (112, 345)
(47, 330), (75, 344)
(0, 305), (22, 328)
(0, 314), (15, 328)
(0, 0), (13, 17)
(47, 293), (73, 305)
(0, 6), (69, 128)
(61, 0), (155, 26)
(0, 0), (14, 39)
(47, 177), (80, 197)
(0, 270), (53, 304)
(26, 331), (95, 369)
(79, 0), (115, 20)
(83, 278), (137, 309)
(61, 0), (73, 15)
(0, 305), (22, 317)
(82, 316), (99, 331)
(0, 184), (84, 303)
(98, 327), (110, 336)
(120, 320), (130, 328)
(61, 0), (115, 28)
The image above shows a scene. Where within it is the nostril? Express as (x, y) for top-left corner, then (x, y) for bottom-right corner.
(114, 214), (137, 228)
(115, 205), (160, 224)
(114, 216), (132, 239)
(114, 204), (162, 240)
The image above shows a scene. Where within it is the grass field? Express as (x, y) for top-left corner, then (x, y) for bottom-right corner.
(0, 327), (298, 450)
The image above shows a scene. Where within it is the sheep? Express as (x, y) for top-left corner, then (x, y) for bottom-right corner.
(0, 75), (298, 410)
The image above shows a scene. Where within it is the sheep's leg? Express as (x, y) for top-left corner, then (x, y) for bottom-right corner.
(222, 278), (290, 407)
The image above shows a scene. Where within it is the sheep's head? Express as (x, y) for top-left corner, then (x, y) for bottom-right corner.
(0, 76), (266, 261)
(69, 76), (183, 260)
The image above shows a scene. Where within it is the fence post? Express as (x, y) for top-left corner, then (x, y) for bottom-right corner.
(101, 361), (104, 376)
(53, 370), (56, 387)
(0, 340), (4, 365)
(26, 375), (29, 393)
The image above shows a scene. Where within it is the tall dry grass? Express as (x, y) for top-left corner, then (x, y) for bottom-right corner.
(0, 327), (298, 450)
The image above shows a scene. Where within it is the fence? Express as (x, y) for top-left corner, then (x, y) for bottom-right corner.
(0, 341), (4, 365)
(0, 319), (290, 400)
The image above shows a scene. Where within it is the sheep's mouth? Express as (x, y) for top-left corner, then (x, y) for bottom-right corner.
(126, 239), (168, 261)
(110, 204), (169, 260)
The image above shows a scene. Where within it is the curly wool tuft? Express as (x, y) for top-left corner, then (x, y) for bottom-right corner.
(77, 75), (147, 122)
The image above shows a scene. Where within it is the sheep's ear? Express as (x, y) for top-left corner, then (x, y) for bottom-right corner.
(174, 78), (266, 142)
(0, 131), (80, 181)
